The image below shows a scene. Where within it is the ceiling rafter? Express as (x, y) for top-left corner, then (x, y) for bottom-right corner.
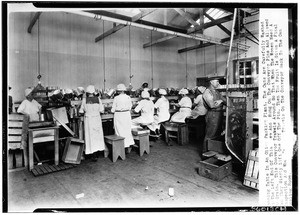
(178, 31), (252, 53)
(204, 12), (231, 36)
(143, 12), (233, 48)
(95, 9), (156, 43)
(174, 8), (200, 26)
(27, 12), (42, 33)
(187, 14), (233, 34)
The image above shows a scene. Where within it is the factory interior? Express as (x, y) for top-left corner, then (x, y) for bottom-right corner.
(3, 3), (298, 213)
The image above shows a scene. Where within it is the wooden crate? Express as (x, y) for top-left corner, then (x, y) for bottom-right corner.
(243, 149), (259, 190)
(198, 157), (232, 181)
(62, 137), (84, 164)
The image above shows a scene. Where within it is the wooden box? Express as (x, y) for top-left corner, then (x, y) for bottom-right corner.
(243, 149), (259, 190)
(198, 157), (232, 181)
(62, 137), (84, 164)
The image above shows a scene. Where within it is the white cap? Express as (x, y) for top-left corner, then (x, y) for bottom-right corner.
(117, 84), (126, 91)
(25, 88), (33, 97)
(65, 88), (73, 94)
(158, 89), (167, 95)
(178, 88), (188, 95)
(198, 86), (206, 94)
(141, 90), (150, 98)
(86, 85), (95, 94)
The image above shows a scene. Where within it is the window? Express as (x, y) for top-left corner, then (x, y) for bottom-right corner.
(234, 58), (259, 87)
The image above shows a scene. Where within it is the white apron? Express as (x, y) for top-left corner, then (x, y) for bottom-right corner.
(148, 96), (170, 131)
(114, 111), (135, 147)
(170, 96), (192, 123)
(80, 98), (105, 154)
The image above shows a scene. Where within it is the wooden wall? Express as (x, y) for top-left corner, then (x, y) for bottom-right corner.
(8, 12), (198, 102)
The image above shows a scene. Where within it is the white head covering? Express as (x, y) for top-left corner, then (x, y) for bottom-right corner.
(158, 88), (167, 95)
(141, 90), (150, 98)
(65, 88), (73, 94)
(77, 87), (85, 95)
(25, 88), (33, 97)
(86, 85), (95, 94)
(178, 88), (188, 95)
(198, 86), (206, 94)
(117, 84), (126, 91)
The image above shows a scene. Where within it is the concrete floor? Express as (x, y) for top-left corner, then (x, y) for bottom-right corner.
(7, 138), (259, 212)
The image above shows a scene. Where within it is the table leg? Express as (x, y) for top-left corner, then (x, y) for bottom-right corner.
(28, 131), (33, 171)
(54, 128), (59, 165)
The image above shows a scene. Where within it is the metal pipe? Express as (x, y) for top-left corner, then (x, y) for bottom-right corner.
(66, 10), (247, 51)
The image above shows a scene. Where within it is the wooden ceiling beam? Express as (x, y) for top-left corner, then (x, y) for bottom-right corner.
(174, 8), (200, 26)
(95, 9), (156, 43)
(204, 12), (231, 36)
(177, 31), (251, 53)
(27, 12), (42, 33)
(144, 11), (231, 48)
(187, 14), (233, 34)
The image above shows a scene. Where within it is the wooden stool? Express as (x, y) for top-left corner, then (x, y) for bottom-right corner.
(163, 122), (189, 145)
(132, 128), (150, 156)
(104, 135), (125, 162)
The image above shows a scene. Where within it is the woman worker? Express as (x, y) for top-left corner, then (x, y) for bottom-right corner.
(170, 88), (192, 123)
(17, 88), (42, 122)
(111, 83), (135, 151)
(185, 86), (208, 154)
(132, 90), (155, 129)
(147, 88), (170, 135)
(79, 85), (106, 162)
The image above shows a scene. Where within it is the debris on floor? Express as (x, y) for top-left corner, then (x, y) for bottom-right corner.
(76, 193), (84, 199)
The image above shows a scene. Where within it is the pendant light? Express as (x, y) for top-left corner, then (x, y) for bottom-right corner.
(34, 17), (44, 92)
(128, 25), (133, 89)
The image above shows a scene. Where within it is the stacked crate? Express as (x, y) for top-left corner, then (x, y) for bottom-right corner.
(243, 149), (259, 190)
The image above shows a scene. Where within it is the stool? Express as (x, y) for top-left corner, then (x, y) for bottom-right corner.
(132, 128), (150, 156)
(104, 135), (125, 162)
(163, 122), (189, 145)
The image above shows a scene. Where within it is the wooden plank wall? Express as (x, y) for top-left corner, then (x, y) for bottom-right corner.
(8, 12), (198, 102)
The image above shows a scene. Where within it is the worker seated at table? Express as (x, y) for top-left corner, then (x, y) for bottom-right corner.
(185, 86), (207, 146)
(111, 83), (135, 150)
(147, 88), (170, 135)
(17, 87), (42, 122)
(169, 88), (192, 123)
(79, 85), (106, 162)
(132, 90), (154, 129)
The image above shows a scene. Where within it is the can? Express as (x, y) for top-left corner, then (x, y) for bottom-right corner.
(168, 188), (174, 197)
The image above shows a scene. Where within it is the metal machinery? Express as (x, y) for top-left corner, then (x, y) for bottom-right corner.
(225, 91), (254, 163)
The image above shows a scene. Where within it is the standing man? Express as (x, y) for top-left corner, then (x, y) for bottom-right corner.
(202, 76), (227, 154)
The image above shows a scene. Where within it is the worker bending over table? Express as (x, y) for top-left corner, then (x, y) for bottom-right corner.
(170, 88), (192, 123)
(79, 85), (106, 162)
(132, 90), (154, 129)
(147, 88), (170, 135)
(111, 83), (135, 151)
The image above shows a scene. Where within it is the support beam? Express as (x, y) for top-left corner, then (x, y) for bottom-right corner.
(90, 10), (187, 34)
(178, 32), (251, 53)
(69, 11), (245, 50)
(95, 24), (125, 42)
(187, 14), (233, 34)
(131, 9), (156, 22)
(174, 8), (200, 26)
(204, 12), (231, 36)
(94, 9), (171, 43)
(144, 12), (231, 48)
(27, 12), (42, 33)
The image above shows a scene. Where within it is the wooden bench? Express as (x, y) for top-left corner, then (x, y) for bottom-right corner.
(8, 113), (25, 169)
(162, 122), (189, 146)
(132, 128), (150, 156)
(104, 135), (125, 162)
